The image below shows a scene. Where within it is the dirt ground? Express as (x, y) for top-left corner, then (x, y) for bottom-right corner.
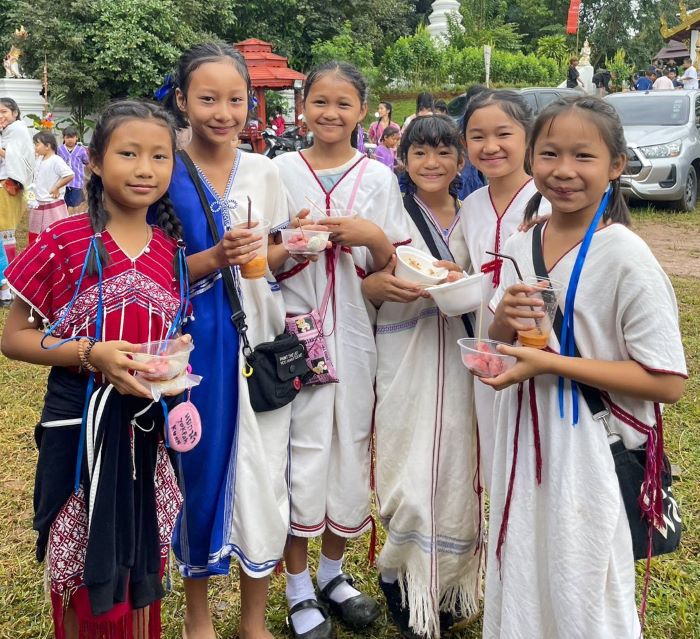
(635, 220), (700, 278)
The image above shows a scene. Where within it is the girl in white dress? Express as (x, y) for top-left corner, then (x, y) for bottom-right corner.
(460, 89), (550, 491)
(484, 96), (686, 638)
(273, 62), (409, 639)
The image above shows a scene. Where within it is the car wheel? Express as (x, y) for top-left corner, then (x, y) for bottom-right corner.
(674, 165), (697, 212)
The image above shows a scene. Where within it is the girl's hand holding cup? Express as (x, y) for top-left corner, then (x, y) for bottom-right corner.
(289, 208), (330, 263)
(322, 216), (381, 248)
(362, 254), (427, 304)
(88, 340), (155, 398)
(218, 224), (264, 267)
(493, 282), (545, 336)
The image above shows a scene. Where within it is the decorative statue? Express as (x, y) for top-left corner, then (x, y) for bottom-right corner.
(579, 39), (592, 66)
(4, 46), (23, 78)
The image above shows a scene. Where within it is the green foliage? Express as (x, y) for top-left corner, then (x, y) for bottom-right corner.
(448, 6), (524, 52)
(536, 34), (568, 64)
(381, 26), (449, 87)
(605, 49), (634, 92)
(310, 21), (376, 82)
(264, 91), (290, 119)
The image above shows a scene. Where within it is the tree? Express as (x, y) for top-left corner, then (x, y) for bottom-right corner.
(311, 21), (376, 81)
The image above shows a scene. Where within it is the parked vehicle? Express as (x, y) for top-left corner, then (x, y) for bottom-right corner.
(606, 90), (700, 211)
(262, 125), (310, 158)
(446, 87), (581, 120)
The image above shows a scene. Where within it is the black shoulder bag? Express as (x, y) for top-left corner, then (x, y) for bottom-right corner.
(178, 151), (310, 412)
(532, 223), (681, 560)
(402, 194), (474, 337)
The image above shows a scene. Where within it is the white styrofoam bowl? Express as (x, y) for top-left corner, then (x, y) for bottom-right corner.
(395, 246), (448, 285)
(425, 272), (484, 316)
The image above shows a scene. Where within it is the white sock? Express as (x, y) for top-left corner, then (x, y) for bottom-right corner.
(380, 568), (399, 584)
(286, 568), (325, 634)
(317, 553), (361, 604)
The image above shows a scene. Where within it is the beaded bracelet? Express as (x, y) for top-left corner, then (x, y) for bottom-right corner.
(78, 338), (98, 373)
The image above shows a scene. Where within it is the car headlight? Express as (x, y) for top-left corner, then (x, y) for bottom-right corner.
(638, 139), (682, 159)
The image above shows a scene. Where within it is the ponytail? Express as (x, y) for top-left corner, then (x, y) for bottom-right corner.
(85, 175), (111, 275)
(523, 192), (543, 225)
(604, 178), (631, 226)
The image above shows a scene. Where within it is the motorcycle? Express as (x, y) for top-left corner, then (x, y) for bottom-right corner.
(262, 125), (312, 158)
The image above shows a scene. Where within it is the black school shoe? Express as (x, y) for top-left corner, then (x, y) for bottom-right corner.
(287, 599), (334, 639)
(378, 576), (423, 639)
(318, 573), (381, 630)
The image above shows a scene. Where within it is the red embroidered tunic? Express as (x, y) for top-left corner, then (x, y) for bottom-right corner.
(6, 215), (181, 343)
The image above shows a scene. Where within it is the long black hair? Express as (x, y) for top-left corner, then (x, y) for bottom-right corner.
(376, 100), (393, 126)
(86, 100), (184, 278)
(523, 96), (630, 226)
(461, 89), (533, 142)
(303, 61), (369, 103)
(399, 115), (465, 197)
(160, 41), (251, 129)
(0, 97), (20, 120)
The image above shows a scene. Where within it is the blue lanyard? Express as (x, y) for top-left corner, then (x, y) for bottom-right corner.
(558, 187), (612, 425)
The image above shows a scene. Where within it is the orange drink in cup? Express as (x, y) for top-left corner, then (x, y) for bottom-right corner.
(234, 219), (271, 279)
(515, 276), (563, 349)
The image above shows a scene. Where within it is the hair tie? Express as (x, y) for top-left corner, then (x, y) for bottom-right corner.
(155, 73), (175, 102)
(94, 232), (102, 238)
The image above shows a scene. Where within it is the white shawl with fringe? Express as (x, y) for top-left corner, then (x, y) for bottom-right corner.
(2, 119), (34, 187)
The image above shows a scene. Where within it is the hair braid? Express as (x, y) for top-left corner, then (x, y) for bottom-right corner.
(86, 174), (110, 275)
(154, 193), (186, 290)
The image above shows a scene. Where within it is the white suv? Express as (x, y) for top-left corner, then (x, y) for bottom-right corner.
(606, 90), (700, 211)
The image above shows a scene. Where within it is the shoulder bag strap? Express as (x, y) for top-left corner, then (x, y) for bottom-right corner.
(177, 150), (252, 353)
(403, 193), (474, 337)
(532, 223), (606, 418)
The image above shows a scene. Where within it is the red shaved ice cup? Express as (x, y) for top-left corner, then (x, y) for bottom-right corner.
(458, 338), (516, 378)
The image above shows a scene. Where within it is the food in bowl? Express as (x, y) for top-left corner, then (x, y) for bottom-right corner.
(281, 228), (331, 254)
(426, 272), (483, 316)
(395, 246), (448, 285)
(457, 338), (516, 378)
(131, 338), (194, 381)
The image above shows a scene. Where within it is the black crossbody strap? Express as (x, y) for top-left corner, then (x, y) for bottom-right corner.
(178, 150), (252, 352)
(403, 194), (474, 337)
(532, 224), (606, 416)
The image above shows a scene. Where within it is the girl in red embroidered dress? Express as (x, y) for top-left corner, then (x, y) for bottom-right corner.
(1, 100), (188, 639)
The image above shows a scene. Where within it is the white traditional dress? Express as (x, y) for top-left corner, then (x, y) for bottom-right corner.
(485, 223), (687, 638)
(460, 180), (549, 491)
(172, 151), (291, 579)
(274, 151), (410, 539)
(374, 195), (482, 638)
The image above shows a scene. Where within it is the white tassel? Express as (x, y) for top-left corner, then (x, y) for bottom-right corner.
(119, 298), (126, 341)
(148, 302), (153, 344)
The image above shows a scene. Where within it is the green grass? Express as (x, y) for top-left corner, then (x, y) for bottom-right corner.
(1, 210), (699, 638)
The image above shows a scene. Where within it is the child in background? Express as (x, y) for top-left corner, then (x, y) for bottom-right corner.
(58, 126), (89, 214)
(483, 96), (686, 638)
(460, 89), (549, 491)
(433, 99), (448, 114)
(273, 110), (286, 136)
(161, 41), (292, 639)
(274, 61), (410, 639)
(29, 131), (73, 244)
(403, 92), (434, 131)
(373, 125), (400, 170)
(1, 99), (188, 639)
(363, 115), (482, 639)
(368, 100), (400, 144)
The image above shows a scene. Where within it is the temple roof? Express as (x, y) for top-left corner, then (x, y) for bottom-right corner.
(661, 2), (700, 40)
(234, 39), (305, 88)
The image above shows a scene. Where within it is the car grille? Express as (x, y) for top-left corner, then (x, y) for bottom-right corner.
(625, 148), (643, 176)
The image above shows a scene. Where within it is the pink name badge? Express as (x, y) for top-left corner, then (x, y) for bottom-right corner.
(167, 400), (202, 452)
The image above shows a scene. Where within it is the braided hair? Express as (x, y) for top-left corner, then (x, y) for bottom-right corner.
(86, 99), (185, 281)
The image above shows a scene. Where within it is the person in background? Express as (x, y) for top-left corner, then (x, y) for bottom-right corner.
(635, 69), (653, 91)
(669, 69), (683, 88)
(403, 92), (434, 131)
(681, 57), (698, 89)
(373, 125), (400, 171)
(273, 110), (286, 136)
(57, 126), (89, 214)
(433, 99), (448, 115)
(592, 68), (612, 95)
(368, 101), (400, 145)
(653, 68), (675, 90)
(566, 57), (582, 89)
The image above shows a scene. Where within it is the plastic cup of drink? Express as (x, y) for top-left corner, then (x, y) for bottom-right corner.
(515, 276), (563, 349)
(234, 219), (270, 279)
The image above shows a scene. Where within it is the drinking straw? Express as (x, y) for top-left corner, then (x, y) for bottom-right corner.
(247, 195), (252, 229)
(304, 196), (327, 217)
(477, 295), (484, 343)
(485, 250), (541, 331)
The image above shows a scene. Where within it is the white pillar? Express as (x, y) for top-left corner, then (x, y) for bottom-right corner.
(691, 30), (699, 64)
(427, 0), (462, 42)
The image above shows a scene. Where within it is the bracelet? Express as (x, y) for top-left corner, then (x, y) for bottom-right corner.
(78, 338), (98, 373)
